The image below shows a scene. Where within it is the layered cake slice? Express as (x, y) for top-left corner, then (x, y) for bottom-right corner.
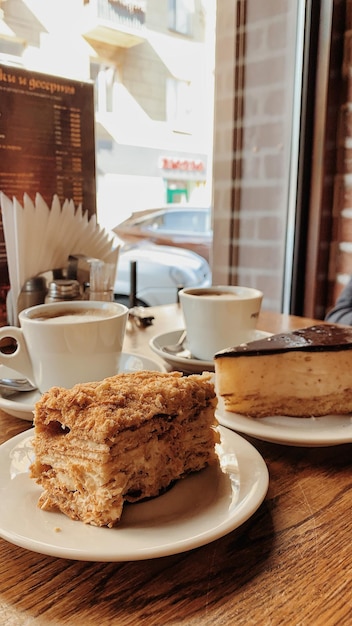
(214, 324), (352, 417)
(30, 371), (219, 527)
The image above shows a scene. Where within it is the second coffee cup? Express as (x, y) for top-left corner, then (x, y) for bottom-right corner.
(178, 285), (263, 361)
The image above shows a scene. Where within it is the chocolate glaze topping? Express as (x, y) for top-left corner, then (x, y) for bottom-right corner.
(214, 324), (352, 358)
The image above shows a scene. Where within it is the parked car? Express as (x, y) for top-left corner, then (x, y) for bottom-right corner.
(113, 206), (212, 262)
(114, 242), (211, 307)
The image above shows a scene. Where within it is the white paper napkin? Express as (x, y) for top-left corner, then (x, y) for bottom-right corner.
(0, 192), (119, 323)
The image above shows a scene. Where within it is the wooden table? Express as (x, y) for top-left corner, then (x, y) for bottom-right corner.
(0, 306), (351, 625)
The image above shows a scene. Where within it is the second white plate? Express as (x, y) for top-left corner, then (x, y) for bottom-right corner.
(150, 329), (272, 374)
(216, 402), (352, 447)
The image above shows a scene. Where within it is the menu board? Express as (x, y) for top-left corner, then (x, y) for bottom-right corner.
(0, 64), (96, 322)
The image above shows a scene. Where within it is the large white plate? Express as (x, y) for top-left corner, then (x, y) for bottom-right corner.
(0, 353), (166, 421)
(216, 402), (352, 447)
(150, 329), (272, 374)
(0, 426), (268, 561)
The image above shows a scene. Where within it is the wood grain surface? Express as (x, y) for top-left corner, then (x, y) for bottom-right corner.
(0, 306), (350, 626)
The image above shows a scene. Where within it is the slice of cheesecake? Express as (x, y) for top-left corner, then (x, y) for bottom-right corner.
(214, 324), (352, 417)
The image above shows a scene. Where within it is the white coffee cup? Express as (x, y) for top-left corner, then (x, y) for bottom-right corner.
(178, 285), (263, 361)
(0, 300), (128, 393)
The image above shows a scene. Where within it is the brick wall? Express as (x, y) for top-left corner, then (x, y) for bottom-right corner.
(212, 0), (298, 312)
(212, 0), (351, 317)
(329, 0), (352, 305)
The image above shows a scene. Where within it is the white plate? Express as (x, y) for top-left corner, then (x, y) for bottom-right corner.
(0, 426), (268, 561)
(216, 402), (352, 447)
(0, 353), (166, 421)
(149, 329), (272, 374)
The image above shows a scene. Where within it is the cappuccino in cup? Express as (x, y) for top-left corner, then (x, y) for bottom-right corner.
(0, 301), (128, 392)
(31, 306), (116, 323)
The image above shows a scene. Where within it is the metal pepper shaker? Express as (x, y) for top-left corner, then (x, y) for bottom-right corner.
(45, 279), (81, 302)
(17, 276), (47, 314)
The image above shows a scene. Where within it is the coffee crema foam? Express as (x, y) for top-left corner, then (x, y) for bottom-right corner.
(30, 307), (115, 323)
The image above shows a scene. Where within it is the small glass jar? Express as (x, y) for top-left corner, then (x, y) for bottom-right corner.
(45, 279), (81, 302)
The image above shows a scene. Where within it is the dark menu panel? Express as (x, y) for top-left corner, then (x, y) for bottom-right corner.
(0, 65), (96, 322)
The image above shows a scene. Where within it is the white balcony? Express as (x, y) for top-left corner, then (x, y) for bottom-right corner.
(82, 0), (146, 48)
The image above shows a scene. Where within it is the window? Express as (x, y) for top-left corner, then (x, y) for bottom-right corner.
(166, 77), (192, 133)
(168, 0), (193, 36)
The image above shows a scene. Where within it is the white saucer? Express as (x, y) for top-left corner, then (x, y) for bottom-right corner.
(149, 329), (272, 374)
(0, 353), (166, 422)
(0, 426), (268, 561)
(216, 401), (352, 447)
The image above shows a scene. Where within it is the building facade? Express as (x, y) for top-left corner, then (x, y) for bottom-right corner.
(0, 0), (215, 231)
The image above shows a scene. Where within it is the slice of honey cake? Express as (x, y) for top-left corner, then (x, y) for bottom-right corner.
(214, 324), (352, 417)
(30, 371), (219, 527)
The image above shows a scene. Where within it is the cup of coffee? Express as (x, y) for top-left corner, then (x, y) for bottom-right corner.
(0, 300), (129, 393)
(178, 286), (263, 361)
